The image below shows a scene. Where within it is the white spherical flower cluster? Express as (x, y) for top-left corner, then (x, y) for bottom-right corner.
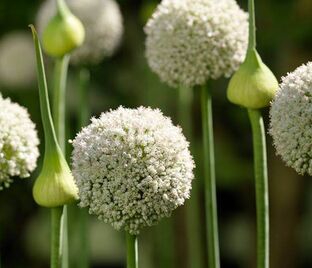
(144, 0), (248, 88)
(0, 32), (36, 89)
(0, 95), (40, 189)
(36, 0), (123, 65)
(71, 107), (195, 234)
(270, 62), (312, 175)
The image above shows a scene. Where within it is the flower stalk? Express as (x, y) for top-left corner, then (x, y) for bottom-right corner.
(248, 109), (269, 268)
(126, 233), (138, 268)
(178, 85), (204, 268)
(200, 84), (220, 268)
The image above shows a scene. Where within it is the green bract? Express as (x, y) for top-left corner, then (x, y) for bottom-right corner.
(33, 147), (78, 207)
(227, 48), (278, 109)
(42, 1), (85, 57)
(30, 25), (78, 207)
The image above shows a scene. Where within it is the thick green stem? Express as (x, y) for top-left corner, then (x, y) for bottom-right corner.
(248, 0), (256, 50)
(248, 109), (269, 268)
(77, 68), (90, 268)
(53, 56), (70, 153)
(52, 55), (70, 268)
(200, 85), (220, 268)
(178, 86), (203, 268)
(126, 233), (138, 268)
(51, 207), (63, 268)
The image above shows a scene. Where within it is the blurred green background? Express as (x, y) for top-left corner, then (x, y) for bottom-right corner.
(0, 0), (311, 267)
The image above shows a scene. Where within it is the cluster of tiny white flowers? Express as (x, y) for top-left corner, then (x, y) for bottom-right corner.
(144, 0), (248, 88)
(36, 0), (123, 65)
(0, 94), (40, 189)
(270, 62), (312, 175)
(71, 107), (195, 234)
(0, 32), (36, 89)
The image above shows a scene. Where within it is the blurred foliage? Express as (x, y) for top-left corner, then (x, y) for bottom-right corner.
(0, 0), (311, 267)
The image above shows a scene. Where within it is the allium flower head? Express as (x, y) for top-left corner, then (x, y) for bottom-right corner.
(71, 107), (195, 234)
(0, 94), (39, 189)
(0, 32), (36, 89)
(37, 0), (123, 65)
(144, 0), (249, 88)
(270, 62), (312, 175)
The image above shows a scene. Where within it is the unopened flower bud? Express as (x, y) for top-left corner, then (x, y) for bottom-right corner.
(42, 0), (85, 57)
(33, 147), (78, 207)
(227, 48), (278, 109)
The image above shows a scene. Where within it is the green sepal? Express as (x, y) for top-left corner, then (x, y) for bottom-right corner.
(227, 48), (278, 109)
(42, 0), (85, 57)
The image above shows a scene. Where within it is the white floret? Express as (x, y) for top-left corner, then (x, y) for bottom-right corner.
(144, 0), (249, 88)
(270, 62), (312, 175)
(36, 0), (123, 65)
(71, 107), (195, 234)
(0, 95), (40, 189)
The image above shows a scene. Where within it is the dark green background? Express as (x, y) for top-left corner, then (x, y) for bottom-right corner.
(0, 0), (311, 267)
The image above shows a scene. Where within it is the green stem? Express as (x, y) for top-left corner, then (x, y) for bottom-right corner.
(200, 84), (220, 268)
(29, 25), (59, 153)
(53, 56), (70, 153)
(248, 109), (269, 268)
(178, 86), (203, 268)
(248, 0), (256, 50)
(52, 55), (70, 268)
(77, 68), (90, 268)
(51, 207), (63, 268)
(126, 233), (138, 268)
(56, 0), (70, 16)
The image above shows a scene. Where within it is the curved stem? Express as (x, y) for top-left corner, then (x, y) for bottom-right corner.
(248, 109), (269, 268)
(200, 84), (220, 268)
(178, 86), (204, 268)
(29, 25), (59, 152)
(126, 233), (138, 268)
(51, 207), (63, 268)
(52, 55), (70, 268)
(248, 0), (256, 50)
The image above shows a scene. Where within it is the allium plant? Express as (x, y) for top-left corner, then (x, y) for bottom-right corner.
(36, 0), (123, 66)
(145, 0), (248, 88)
(227, 0), (278, 267)
(31, 0), (85, 267)
(71, 106), (195, 267)
(270, 62), (312, 175)
(145, 0), (248, 266)
(0, 94), (39, 190)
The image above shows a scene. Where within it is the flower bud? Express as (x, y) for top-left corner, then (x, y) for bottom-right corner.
(42, 0), (85, 57)
(227, 48), (278, 109)
(33, 147), (78, 207)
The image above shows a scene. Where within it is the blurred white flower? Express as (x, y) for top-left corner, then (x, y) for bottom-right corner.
(71, 106), (195, 234)
(144, 0), (248, 88)
(0, 94), (40, 189)
(270, 62), (312, 175)
(0, 32), (36, 89)
(36, 0), (123, 65)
